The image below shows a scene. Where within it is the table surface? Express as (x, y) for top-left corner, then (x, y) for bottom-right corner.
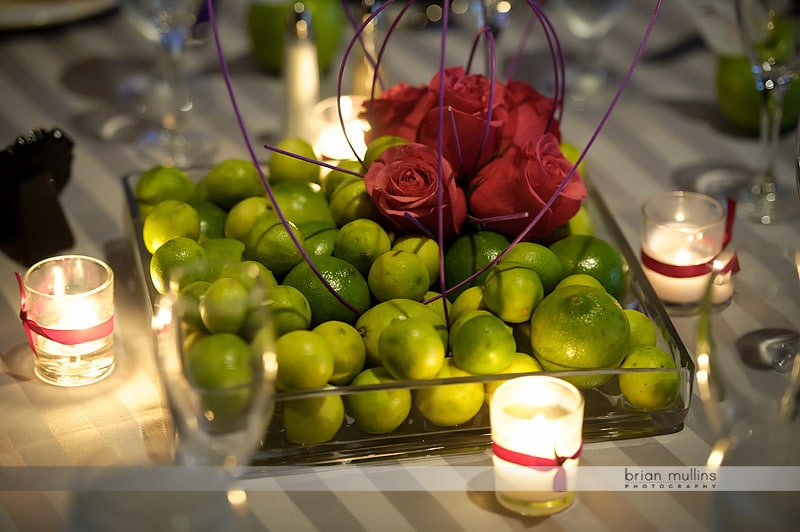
(1, 1), (799, 530)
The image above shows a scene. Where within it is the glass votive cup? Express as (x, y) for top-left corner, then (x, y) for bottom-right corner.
(490, 375), (585, 517)
(19, 255), (115, 387)
(311, 95), (370, 161)
(640, 191), (733, 315)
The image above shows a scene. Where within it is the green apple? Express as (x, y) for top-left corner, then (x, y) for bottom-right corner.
(246, 0), (346, 76)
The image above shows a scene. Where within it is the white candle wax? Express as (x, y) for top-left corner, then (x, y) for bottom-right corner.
(284, 38), (319, 142)
(642, 223), (724, 304)
(490, 376), (584, 515)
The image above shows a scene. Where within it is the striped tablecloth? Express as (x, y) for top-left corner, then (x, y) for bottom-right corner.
(1, 1), (798, 530)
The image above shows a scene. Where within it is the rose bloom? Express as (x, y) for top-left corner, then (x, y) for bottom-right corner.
(360, 82), (436, 143)
(499, 79), (561, 150)
(363, 143), (467, 240)
(416, 67), (506, 177)
(468, 134), (586, 241)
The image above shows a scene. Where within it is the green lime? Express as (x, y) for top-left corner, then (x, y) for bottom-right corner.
(414, 359), (485, 427)
(204, 158), (265, 210)
(334, 218), (392, 277)
(267, 137), (321, 184)
(246, 0), (345, 75)
(619, 345), (680, 410)
(379, 317), (446, 380)
(355, 298), (449, 367)
(450, 286), (487, 325)
(549, 234), (629, 302)
(553, 273), (605, 292)
(186, 332), (254, 389)
(368, 250), (431, 302)
(275, 330), (335, 391)
(530, 284), (630, 388)
(716, 54), (800, 134)
(199, 277), (250, 334)
(313, 320), (366, 385)
(135, 166), (195, 217)
(150, 236), (210, 294)
(225, 196), (271, 242)
(450, 312), (516, 375)
(201, 237), (245, 281)
(142, 200), (201, 254)
(499, 241), (563, 294)
(282, 255), (371, 327)
(271, 284), (312, 336)
(281, 394), (344, 445)
(345, 367), (412, 434)
(245, 218), (306, 278)
(443, 230), (510, 301)
(218, 260), (278, 305)
(329, 178), (382, 226)
(624, 309), (658, 347)
(566, 205), (595, 236)
(188, 198), (228, 243)
(392, 234), (441, 285)
(482, 261), (544, 323)
(321, 159), (364, 199)
(269, 180), (334, 225)
(176, 280), (210, 331)
(298, 220), (339, 257)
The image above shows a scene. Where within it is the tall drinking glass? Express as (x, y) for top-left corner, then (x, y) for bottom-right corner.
(735, 0), (800, 223)
(551, 0), (631, 104)
(151, 266), (277, 469)
(124, 0), (217, 167)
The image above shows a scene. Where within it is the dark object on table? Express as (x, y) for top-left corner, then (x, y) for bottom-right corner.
(0, 128), (75, 266)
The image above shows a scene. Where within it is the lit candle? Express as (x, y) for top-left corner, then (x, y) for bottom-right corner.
(490, 375), (584, 516)
(312, 95), (370, 161)
(18, 255), (115, 387)
(283, 2), (319, 142)
(641, 191), (734, 314)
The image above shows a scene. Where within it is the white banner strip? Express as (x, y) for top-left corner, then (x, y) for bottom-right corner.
(2, 466), (800, 492)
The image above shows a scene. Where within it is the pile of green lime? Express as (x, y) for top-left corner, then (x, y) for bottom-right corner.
(136, 135), (681, 445)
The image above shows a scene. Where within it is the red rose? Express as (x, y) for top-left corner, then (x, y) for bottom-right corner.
(499, 80), (560, 150)
(363, 143), (467, 239)
(360, 82), (436, 143)
(468, 134), (586, 240)
(417, 67), (506, 177)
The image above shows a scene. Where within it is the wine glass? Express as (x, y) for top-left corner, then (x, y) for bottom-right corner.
(550, 0), (632, 105)
(124, 0), (217, 167)
(734, 0), (800, 224)
(552, 0), (629, 103)
(150, 268), (278, 469)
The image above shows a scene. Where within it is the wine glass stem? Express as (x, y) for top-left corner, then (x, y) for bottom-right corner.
(755, 84), (788, 196)
(156, 27), (191, 148)
(574, 35), (604, 81)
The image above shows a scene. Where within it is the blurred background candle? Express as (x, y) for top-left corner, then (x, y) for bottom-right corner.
(20, 255), (115, 387)
(490, 376), (584, 516)
(312, 95), (370, 161)
(640, 191), (732, 315)
(283, 2), (319, 142)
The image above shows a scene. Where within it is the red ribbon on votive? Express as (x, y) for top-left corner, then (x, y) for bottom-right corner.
(492, 441), (583, 492)
(15, 272), (114, 357)
(641, 198), (740, 278)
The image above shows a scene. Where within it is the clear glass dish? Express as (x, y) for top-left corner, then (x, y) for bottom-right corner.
(122, 168), (694, 466)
